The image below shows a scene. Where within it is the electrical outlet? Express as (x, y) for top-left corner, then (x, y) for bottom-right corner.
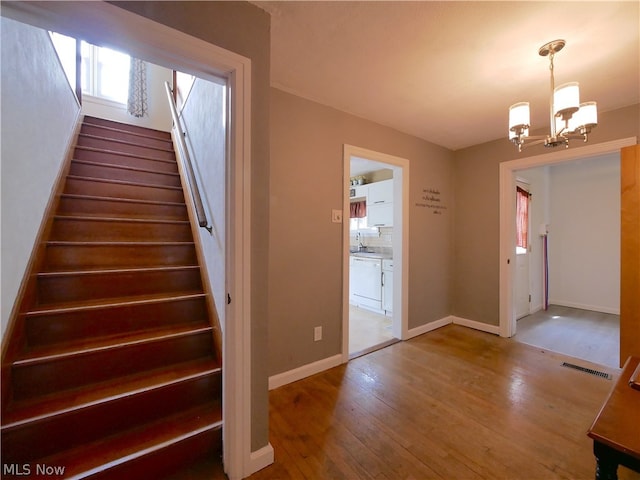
(331, 209), (343, 223)
(314, 326), (322, 341)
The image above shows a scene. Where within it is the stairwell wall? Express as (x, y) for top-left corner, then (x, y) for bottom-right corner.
(1, 17), (81, 338)
(178, 77), (227, 328)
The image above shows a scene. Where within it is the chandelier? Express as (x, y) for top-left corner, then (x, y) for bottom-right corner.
(508, 39), (597, 152)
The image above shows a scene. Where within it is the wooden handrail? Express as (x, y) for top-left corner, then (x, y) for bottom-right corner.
(164, 81), (212, 234)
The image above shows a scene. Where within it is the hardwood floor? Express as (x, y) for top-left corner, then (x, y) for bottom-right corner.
(515, 305), (620, 369)
(248, 325), (639, 480)
(349, 305), (396, 358)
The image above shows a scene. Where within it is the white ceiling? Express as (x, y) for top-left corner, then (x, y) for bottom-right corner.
(252, 1), (639, 151)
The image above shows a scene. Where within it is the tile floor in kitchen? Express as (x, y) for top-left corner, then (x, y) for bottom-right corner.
(349, 304), (397, 358)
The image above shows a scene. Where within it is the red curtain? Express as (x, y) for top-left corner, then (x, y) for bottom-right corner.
(350, 201), (366, 218)
(516, 186), (529, 249)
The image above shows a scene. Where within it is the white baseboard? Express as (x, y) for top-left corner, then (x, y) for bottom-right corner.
(548, 299), (620, 315)
(406, 316), (452, 339)
(268, 354), (343, 390)
(247, 443), (274, 476)
(451, 316), (501, 335)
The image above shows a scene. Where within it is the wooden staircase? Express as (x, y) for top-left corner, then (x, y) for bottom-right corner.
(1, 116), (224, 479)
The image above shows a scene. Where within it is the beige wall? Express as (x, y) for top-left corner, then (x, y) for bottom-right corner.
(452, 104), (640, 326)
(111, 0), (271, 452)
(269, 88), (454, 375)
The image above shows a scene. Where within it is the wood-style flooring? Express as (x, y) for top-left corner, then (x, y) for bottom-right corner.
(516, 305), (620, 369)
(248, 325), (639, 480)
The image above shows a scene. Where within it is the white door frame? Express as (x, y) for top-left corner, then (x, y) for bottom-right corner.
(499, 137), (637, 338)
(342, 145), (410, 362)
(1, 3), (259, 478)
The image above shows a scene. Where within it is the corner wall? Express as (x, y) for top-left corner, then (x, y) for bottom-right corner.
(1, 17), (80, 337)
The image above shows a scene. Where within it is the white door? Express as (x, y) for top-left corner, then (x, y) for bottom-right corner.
(515, 181), (531, 319)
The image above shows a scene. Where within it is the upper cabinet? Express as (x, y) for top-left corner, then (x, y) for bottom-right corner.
(366, 179), (393, 206)
(367, 179), (393, 227)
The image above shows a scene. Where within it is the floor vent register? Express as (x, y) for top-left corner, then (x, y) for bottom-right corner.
(561, 362), (612, 380)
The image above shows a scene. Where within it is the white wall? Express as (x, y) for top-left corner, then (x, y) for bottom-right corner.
(81, 61), (173, 132)
(179, 77), (227, 328)
(1, 17), (81, 337)
(548, 154), (620, 314)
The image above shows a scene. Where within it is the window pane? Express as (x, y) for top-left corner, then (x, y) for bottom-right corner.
(49, 32), (76, 88)
(96, 47), (130, 103)
(516, 187), (529, 251)
(80, 41), (92, 94)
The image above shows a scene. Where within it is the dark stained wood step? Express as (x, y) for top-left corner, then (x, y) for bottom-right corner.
(12, 326), (216, 399)
(64, 176), (185, 203)
(2, 366), (220, 462)
(77, 134), (176, 161)
(2, 359), (219, 424)
(24, 293), (209, 348)
(36, 265), (203, 306)
(57, 194), (188, 221)
(81, 123), (174, 150)
(69, 160), (182, 187)
(83, 116), (171, 140)
(2, 114), (222, 477)
(50, 215), (192, 242)
(74, 146), (179, 173)
(37, 405), (222, 480)
(43, 241), (197, 270)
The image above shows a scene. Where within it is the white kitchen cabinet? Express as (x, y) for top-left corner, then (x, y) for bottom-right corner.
(366, 179), (393, 205)
(355, 184), (368, 199)
(382, 259), (393, 313)
(350, 256), (382, 311)
(366, 179), (393, 227)
(367, 203), (393, 227)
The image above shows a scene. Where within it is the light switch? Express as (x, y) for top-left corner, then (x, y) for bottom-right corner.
(332, 209), (343, 223)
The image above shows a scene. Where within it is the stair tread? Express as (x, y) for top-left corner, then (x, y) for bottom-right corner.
(67, 174), (183, 191)
(52, 215), (190, 228)
(83, 116), (171, 139)
(37, 264), (199, 278)
(60, 193), (187, 208)
(2, 358), (220, 428)
(35, 403), (222, 479)
(74, 144), (177, 165)
(78, 133), (175, 154)
(72, 159), (180, 178)
(25, 291), (207, 317)
(46, 240), (195, 246)
(15, 324), (213, 366)
(81, 122), (173, 144)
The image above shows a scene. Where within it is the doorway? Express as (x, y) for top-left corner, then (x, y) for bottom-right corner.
(499, 138), (636, 366)
(512, 158), (622, 368)
(342, 145), (409, 362)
